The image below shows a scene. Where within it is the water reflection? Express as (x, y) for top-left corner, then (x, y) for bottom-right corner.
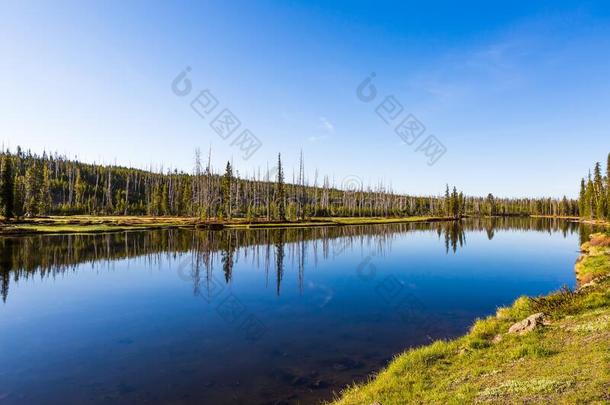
(0, 217), (591, 404)
(0, 217), (588, 303)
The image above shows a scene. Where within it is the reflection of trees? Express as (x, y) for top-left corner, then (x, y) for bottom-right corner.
(578, 222), (607, 246)
(221, 232), (235, 283)
(0, 238), (13, 302)
(0, 217), (582, 302)
(298, 230), (306, 294)
(274, 229), (285, 296)
(485, 217), (497, 240)
(461, 216), (579, 237)
(442, 221), (466, 254)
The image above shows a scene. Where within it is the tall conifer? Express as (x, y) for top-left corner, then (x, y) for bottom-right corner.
(1, 156), (14, 219)
(277, 154), (285, 221)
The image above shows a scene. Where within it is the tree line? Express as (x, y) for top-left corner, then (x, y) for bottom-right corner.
(579, 153), (610, 220)
(0, 146), (577, 220)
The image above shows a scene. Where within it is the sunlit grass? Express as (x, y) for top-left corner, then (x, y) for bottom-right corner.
(332, 233), (610, 404)
(0, 215), (452, 234)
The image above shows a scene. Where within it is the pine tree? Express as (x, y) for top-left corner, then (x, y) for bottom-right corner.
(13, 175), (24, 218)
(161, 183), (169, 215)
(486, 193), (496, 216)
(458, 191), (465, 217)
(560, 196), (569, 216)
(451, 187), (459, 218)
(444, 184), (450, 217)
(39, 164), (52, 215)
(277, 154), (285, 221)
(151, 183), (163, 216)
(607, 153), (610, 219)
(1, 156), (14, 219)
(105, 169), (113, 213)
(182, 182), (192, 216)
(24, 163), (39, 216)
(298, 150), (306, 220)
(593, 162), (605, 219)
(221, 161), (233, 219)
(579, 178), (586, 217)
(75, 168), (85, 209)
(585, 174), (595, 219)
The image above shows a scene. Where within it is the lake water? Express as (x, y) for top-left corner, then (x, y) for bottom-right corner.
(0, 218), (592, 404)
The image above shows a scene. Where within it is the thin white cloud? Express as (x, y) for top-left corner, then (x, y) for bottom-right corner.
(318, 116), (335, 134)
(308, 116), (335, 142)
(308, 135), (328, 142)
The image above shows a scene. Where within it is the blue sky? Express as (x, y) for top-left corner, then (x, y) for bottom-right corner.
(1, 0), (609, 198)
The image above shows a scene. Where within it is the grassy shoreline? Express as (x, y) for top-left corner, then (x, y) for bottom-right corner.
(332, 231), (610, 404)
(0, 215), (454, 236)
(0, 214), (600, 236)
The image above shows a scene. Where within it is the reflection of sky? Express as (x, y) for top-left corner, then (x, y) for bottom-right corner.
(1, 226), (579, 314)
(0, 224), (581, 403)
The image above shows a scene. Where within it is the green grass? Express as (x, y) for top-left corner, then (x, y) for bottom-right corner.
(0, 215), (452, 235)
(0, 215), (200, 235)
(11, 224), (140, 233)
(332, 233), (610, 405)
(5, 223), (189, 234)
(576, 232), (610, 283)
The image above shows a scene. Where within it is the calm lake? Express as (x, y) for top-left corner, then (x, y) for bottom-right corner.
(0, 218), (593, 404)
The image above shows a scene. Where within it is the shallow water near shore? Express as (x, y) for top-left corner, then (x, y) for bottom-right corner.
(0, 218), (593, 404)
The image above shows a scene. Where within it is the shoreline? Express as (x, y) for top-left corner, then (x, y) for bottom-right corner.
(0, 214), (595, 237)
(0, 215), (456, 236)
(332, 231), (610, 404)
